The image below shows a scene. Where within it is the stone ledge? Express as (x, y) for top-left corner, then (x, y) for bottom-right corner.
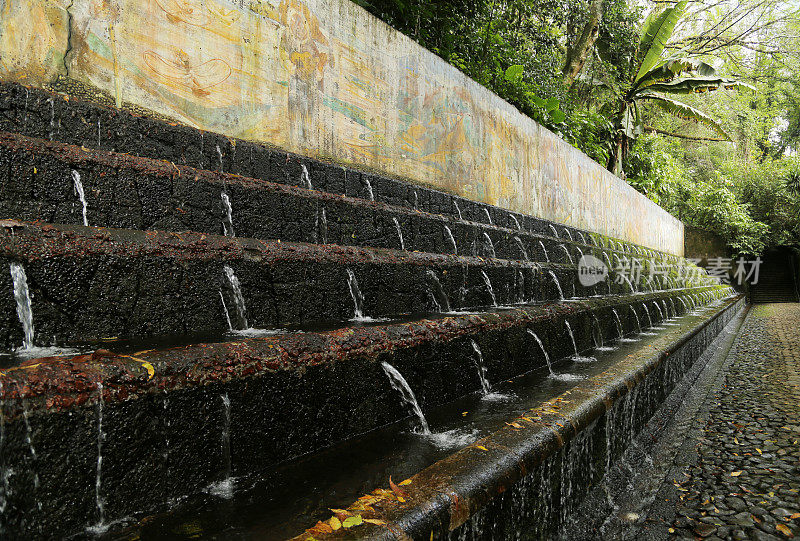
(289, 295), (745, 540)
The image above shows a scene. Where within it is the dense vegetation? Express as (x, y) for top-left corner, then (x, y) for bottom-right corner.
(358, 0), (800, 255)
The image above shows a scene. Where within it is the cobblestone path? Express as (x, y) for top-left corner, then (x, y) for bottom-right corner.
(664, 304), (800, 540)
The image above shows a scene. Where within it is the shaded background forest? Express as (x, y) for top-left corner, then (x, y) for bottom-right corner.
(356, 0), (800, 255)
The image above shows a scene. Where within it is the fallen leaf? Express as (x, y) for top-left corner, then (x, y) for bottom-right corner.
(364, 518), (387, 526)
(476, 445), (489, 451)
(790, 513), (800, 520)
(731, 471), (743, 477)
(757, 448), (762, 455)
(330, 509), (351, 516)
(310, 521), (333, 534)
(399, 479), (412, 486)
(342, 515), (363, 528)
(329, 517), (341, 531)
(389, 477), (409, 499)
(775, 523), (793, 537)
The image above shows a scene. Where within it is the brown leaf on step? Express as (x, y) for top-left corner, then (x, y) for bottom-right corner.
(775, 523), (794, 537)
(389, 477), (409, 500)
(330, 509), (352, 518)
(364, 519), (387, 526)
(398, 479), (412, 486)
(310, 520), (333, 534)
(790, 513), (800, 520)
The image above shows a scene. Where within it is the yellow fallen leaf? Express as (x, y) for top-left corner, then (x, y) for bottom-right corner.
(342, 515), (363, 528)
(775, 523), (793, 537)
(364, 518), (387, 526)
(330, 509), (351, 516)
(731, 471), (743, 477)
(791, 513), (800, 520)
(329, 517), (341, 531)
(476, 445), (489, 451)
(757, 448), (762, 455)
(399, 479), (412, 486)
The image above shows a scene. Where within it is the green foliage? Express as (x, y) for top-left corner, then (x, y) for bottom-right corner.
(362, 0), (796, 256)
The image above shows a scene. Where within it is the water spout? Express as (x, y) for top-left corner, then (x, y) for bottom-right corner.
(10, 262), (35, 349)
(88, 382), (107, 534)
(425, 270), (451, 313)
(216, 144), (224, 171)
(652, 301), (664, 321)
(301, 164), (312, 189)
(514, 236), (529, 261)
(317, 208), (328, 244)
(444, 225), (458, 254)
(482, 232), (496, 258)
(454, 200), (463, 220)
(72, 170), (89, 227)
(381, 362), (430, 434)
(563, 228), (573, 241)
(210, 393), (234, 498)
(630, 306), (642, 333)
(643, 302), (653, 327)
(612, 309), (624, 339)
(346, 269), (366, 320)
(362, 177), (374, 201)
(527, 329), (553, 376)
(510, 215), (522, 231)
(565, 320), (579, 357)
(483, 208), (493, 225)
(548, 271), (564, 300)
(559, 244), (574, 265)
(470, 340), (491, 395)
(393, 217), (405, 250)
(549, 224), (560, 238)
(539, 241), (550, 262)
(481, 270), (498, 306)
(220, 266), (248, 331)
(221, 192), (234, 237)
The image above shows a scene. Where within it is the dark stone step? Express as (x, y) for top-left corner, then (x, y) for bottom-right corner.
(0, 220), (624, 349)
(0, 82), (674, 261)
(0, 131), (671, 271)
(0, 286), (734, 538)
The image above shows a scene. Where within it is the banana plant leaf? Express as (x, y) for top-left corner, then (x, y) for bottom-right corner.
(635, 0), (687, 83)
(632, 58), (716, 93)
(638, 94), (732, 140)
(641, 77), (756, 95)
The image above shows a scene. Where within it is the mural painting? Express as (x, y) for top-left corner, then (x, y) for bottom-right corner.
(0, 0), (684, 254)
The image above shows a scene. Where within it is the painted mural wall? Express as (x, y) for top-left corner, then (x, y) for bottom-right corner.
(0, 0), (684, 254)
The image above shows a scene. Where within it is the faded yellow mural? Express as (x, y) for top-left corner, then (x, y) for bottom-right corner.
(0, 0), (684, 254)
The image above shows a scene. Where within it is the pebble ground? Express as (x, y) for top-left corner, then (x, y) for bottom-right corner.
(662, 304), (800, 540)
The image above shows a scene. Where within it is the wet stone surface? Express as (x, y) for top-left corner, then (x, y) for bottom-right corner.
(642, 304), (800, 540)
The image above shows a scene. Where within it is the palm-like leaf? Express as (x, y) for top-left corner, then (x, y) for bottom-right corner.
(642, 77), (755, 95)
(639, 94), (732, 140)
(635, 1), (687, 83)
(633, 58), (716, 93)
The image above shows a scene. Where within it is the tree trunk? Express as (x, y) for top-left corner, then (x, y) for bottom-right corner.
(562, 0), (603, 85)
